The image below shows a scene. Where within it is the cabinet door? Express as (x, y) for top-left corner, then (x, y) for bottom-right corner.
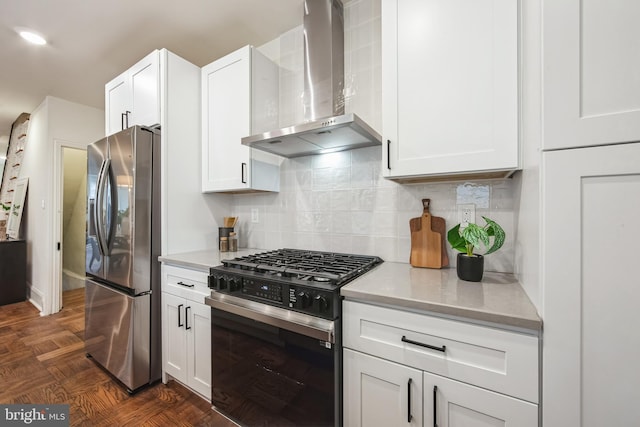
(382, 0), (519, 179)
(344, 349), (422, 427)
(128, 51), (160, 129)
(201, 46), (251, 192)
(425, 372), (537, 427)
(162, 292), (187, 383)
(105, 73), (129, 135)
(543, 0), (640, 149)
(542, 143), (640, 427)
(104, 50), (160, 136)
(186, 301), (211, 399)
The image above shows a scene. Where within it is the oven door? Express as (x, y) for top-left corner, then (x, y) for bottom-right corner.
(207, 292), (339, 427)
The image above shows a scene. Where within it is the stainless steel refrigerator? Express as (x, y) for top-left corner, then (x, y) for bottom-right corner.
(84, 125), (161, 393)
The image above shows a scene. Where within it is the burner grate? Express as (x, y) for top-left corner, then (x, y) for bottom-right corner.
(222, 248), (382, 285)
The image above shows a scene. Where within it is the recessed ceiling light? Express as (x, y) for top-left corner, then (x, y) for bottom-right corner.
(19, 30), (47, 45)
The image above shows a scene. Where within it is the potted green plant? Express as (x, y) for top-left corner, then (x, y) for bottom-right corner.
(447, 216), (505, 282)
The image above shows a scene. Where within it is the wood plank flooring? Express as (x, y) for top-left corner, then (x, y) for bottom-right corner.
(0, 289), (237, 426)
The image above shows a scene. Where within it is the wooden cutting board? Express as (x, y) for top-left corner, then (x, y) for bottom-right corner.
(410, 199), (449, 268)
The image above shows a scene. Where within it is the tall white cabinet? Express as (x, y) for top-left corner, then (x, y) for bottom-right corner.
(105, 48), (215, 255)
(541, 1), (640, 425)
(201, 45), (280, 193)
(542, 143), (640, 427)
(105, 50), (160, 136)
(381, 0), (520, 181)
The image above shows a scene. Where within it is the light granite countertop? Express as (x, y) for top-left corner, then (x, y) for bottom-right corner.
(158, 248), (266, 272)
(159, 250), (541, 331)
(341, 262), (542, 331)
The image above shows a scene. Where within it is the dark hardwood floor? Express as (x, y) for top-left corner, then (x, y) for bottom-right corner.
(0, 288), (237, 426)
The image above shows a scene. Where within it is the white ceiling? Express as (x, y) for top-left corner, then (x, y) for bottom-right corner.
(0, 0), (304, 142)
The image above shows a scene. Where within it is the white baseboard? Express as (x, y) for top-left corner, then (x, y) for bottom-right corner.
(27, 283), (44, 314)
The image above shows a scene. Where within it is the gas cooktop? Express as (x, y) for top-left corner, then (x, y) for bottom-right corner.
(208, 249), (383, 319)
(218, 248), (382, 285)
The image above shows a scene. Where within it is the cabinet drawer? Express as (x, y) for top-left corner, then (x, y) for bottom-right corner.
(343, 301), (538, 403)
(161, 265), (209, 303)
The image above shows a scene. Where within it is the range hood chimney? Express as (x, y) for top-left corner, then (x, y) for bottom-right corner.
(242, 0), (381, 158)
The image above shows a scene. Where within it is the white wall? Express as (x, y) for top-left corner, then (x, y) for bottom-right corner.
(20, 96), (103, 313)
(231, 0), (520, 274)
(161, 50), (231, 255)
(513, 0), (542, 310)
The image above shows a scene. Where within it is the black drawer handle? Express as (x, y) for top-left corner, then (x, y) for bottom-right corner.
(177, 281), (195, 288)
(402, 335), (446, 353)
(433, 385), (438, 427)
(387, 140), (391, 170)
(185, 306), (191, 330)
(407, 378), (413, 422)
(178, 304), (184, 327)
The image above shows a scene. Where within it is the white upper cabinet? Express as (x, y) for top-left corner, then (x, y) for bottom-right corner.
(201, 45), (280, 193)
(382, 0), (520, 181)
(543, 0), (640, 150)
(105, 50), (160, 135)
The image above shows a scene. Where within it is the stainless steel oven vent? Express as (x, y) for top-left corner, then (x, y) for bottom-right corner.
(242, 0), (381, 158)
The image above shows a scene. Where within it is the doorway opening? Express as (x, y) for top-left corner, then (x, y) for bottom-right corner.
(53, 144), (87, 312)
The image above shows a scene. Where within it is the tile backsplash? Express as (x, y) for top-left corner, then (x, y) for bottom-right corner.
(231, 0), (517, 272)
(233, 147), (516, 272)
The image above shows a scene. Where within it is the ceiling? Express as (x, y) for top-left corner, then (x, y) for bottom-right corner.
(0, 0), (304, 144)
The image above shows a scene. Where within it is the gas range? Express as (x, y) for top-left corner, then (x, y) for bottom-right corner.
(208, 248), (383, 320)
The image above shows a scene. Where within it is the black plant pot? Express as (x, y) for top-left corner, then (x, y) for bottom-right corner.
(456, 253), (484, 282)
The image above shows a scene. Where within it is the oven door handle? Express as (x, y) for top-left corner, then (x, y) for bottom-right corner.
(206, 293), (335, 344)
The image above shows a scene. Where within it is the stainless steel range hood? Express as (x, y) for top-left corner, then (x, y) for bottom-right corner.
(242, 0), (381, 158)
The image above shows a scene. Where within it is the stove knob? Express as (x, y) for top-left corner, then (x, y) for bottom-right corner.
(296, 291), (312, 309)
(213, 275), (226, 290)
(313, 294), (329, 313)
(229, 277), (241, 292)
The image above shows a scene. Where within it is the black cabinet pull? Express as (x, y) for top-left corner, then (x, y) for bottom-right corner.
(241, 162), (247, 184)
(121, 111), (131, 130)
(177, 281), (195, 288)
(387, 140), (391, 170)
(433, 385), (438, 427)
(185, 306), (191, 330)
(178, 304), (184, 327)
(407, 378), (413, 423)
(402, 335), (446, 353)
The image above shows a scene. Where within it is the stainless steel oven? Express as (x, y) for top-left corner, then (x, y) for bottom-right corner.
(205, 249), (382, 427)
(209, 293), (338, 426)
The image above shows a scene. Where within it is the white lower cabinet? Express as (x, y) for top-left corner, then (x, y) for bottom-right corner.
(343, 301), (539, 426)
(425, 372), (537, 427)
(344, 349), (423, 426)
(161, 265), (211, 399)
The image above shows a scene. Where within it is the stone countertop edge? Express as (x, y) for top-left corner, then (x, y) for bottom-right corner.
(341, 262), (542, 332)
(158, 248), (267, 272)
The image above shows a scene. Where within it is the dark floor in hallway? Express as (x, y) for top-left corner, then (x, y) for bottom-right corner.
(0, 288), (236, 426)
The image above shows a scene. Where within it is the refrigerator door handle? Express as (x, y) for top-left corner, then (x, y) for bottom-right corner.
(95, 159), (109, 256)
(95, 159), (118, 255)
(104, 161), (118, 252)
